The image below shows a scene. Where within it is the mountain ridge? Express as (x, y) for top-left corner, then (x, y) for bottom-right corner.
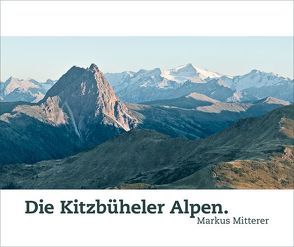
(104, 65), (293, 103)
(0, 64), (137, 165)
(3, 64), (292, 103)
(0, 104), (292, 189)
(129, 93), (290, 139)
(0, 77), (56, 103)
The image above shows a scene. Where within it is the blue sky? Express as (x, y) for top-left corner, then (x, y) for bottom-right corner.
(1, 37), (293, 81)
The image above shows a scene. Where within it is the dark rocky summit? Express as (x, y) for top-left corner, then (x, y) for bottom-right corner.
(0, 64), (137, 165)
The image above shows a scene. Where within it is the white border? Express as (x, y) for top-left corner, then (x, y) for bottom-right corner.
(1, 190), (294, 246)
(1, 1), (293, 36)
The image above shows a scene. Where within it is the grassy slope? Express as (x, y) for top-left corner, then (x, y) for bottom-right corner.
(0, 105), (293, 189)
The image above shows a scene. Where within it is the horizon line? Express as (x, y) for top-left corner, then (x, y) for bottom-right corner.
(1, 63), (293, 82)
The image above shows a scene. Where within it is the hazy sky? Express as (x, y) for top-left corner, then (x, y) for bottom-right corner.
(1, 37), (293, 81)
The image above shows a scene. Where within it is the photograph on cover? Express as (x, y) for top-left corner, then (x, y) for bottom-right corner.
(0, 37), (293, 189)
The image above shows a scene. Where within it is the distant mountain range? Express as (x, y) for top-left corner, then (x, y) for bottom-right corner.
(0, 77), (56, 103)
(105, 64), (293, 103)
(129, 93), (289, 139)
(0, 63), (293, 189)
(1, 64), (293, 104)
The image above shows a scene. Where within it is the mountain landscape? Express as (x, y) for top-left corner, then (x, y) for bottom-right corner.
(0, 63), (293, 189)
(0, 77), (55, 103)
(0, 64), (294, 103)
(105, 64), (293, 103)
(2, 64), (293, 104)
(0, 64), (137, 165)
(128, 93), (289, 139)
(0, 105), (293, 189)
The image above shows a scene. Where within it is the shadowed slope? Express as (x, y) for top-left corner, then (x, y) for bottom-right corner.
(0, 64), (137, 165)
(0, 105), (293, 189)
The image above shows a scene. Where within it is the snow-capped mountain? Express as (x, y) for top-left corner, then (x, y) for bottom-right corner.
(104, 71), (135, 92)
(106, 64), (222, 91)
(227, 69), (291, 91)
(105, 65), (293, 103)
(0, 77), (56, 103)
(41, 79), (56, 91)
(2, 64), (293, 104)
(104, 64), (227, 103)
(162, 63), (222, 83)
(220, 70), (293, 102)
(1, 62), (292, 190)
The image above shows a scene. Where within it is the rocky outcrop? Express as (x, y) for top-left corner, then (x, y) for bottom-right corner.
(0, 64), (137, 165)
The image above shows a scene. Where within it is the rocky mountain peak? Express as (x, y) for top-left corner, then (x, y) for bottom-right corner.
(88, 63), (100, 73)
(41, 64), (137, 139)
